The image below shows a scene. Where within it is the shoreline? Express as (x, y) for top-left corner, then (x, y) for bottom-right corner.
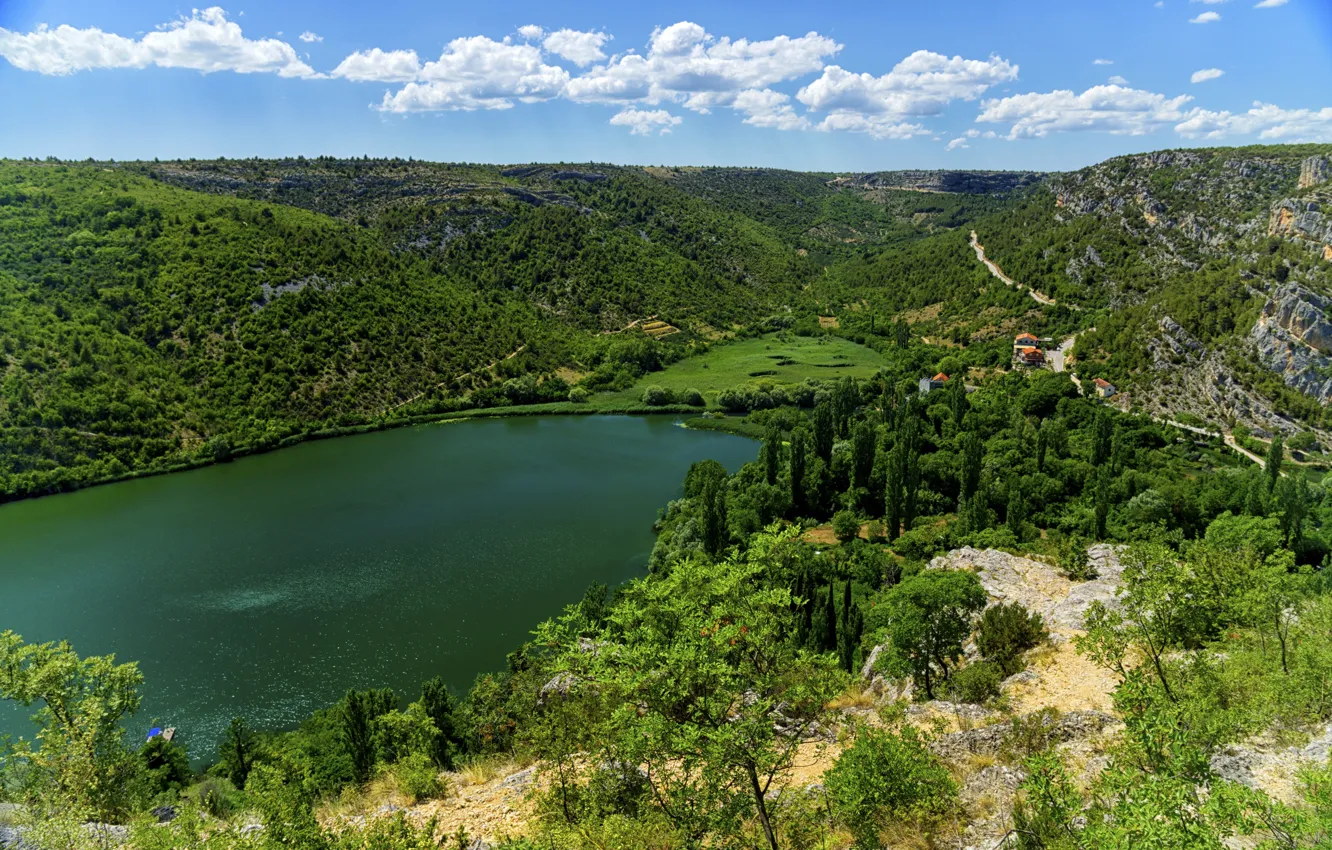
(0, 402), (758, 508)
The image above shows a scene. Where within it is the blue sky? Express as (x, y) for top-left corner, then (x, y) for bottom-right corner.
(1, 0), (1329, 171)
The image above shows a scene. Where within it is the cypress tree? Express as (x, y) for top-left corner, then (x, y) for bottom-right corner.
(885, 441), (905, 541)
(421, 677), (458, 768)
(790, 426), (810, 517)
(341, 689), (375, 784)
(1006, 484), (1025, 541)
(823, 580), (838, 653)
(1092, 410), (1113, 467)
(813, 402), (834, 463)
(1266, 435), (1284, 493)
(852, 419), (877, 491)
(960, 432), (983, 502)
(761, 424), (782, 486)
(839, 581), (855, 673)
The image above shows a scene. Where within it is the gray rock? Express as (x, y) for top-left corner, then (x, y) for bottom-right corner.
(1299, 156), (1329, 190)
(860, 644), (885, 680)
(500, 767), (536, 790)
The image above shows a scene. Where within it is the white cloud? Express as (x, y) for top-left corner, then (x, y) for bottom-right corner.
(793, 50), (1015, 140)
(813, 112), (925, 139)
(299, 31), (321, 43)
(331, 47), (420, 82)
(0, 7), (316, 77)
(1093, 58), (1114, 65)
(1190, 11), (1222, 22)
(609, 107), (681, 135)
(378, 36), (569, 111)
(945, 127), (998, 150)
(732, 88), (809, 130)
(1255, 0), (1288, 6)
(565, 22), (840, 106)
(542, 29), (610, 67)
(978, 84), (1195, 138)
(1191, 67), (1223, 83)
(1109, 75), (1129, 85)
(517, 25), (544, 41)
(1176, 102), (1332, 140)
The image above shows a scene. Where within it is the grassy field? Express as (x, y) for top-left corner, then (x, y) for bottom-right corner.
(600, 334), (890, 405)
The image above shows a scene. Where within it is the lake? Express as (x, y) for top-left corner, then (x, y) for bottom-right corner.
(0, 415), (756, 757)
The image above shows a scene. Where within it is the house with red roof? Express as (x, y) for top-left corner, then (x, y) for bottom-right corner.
(918, 372), (950, 393)
(1093, 377), (1117, 398)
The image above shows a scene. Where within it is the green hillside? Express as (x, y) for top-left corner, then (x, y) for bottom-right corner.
(4, 145), (1332, 500)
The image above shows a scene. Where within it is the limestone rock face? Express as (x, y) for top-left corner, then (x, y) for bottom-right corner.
(1299, 155), (1330, 190)
(1249, 285), (1332, 403)
(1269, 197), (1332, 245)
(1210, 723), (1332, 803)
(926, 545), (1124, 633)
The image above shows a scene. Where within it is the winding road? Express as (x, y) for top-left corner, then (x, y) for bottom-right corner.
(970, 231), (1058, 306)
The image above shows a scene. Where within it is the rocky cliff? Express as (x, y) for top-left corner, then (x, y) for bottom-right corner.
(834, 169), (1044, 195)
(1299, 155), (1330, 191)
(1249, 285), (1332, 403)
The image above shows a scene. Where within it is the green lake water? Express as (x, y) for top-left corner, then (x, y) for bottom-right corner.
(0, 415), (755, 755)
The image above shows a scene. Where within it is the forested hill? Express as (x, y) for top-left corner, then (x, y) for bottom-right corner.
(2, 145), (1331, 500)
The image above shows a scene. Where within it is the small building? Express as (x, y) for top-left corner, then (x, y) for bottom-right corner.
(1015, 346), (1045, 367)
(919, 372), (950, 393)
(1093, 378), (1117, 398)
(1014, 333), (1040, 350)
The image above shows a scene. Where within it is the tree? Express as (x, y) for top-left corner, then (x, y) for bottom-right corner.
(219, 716), (258, 789)
(1266, 435), (1283, 492)
(959, 432), (983, 502)
(976, 603), (1048, 677)
(420, 677), (459, 768)
(1091, 409), (1114, 467)
(884, 442), (905, 541)
(833, 508), (861, 544)
(700, 472), (730, 557)
(832, 377), (859, 438)
(812, 402), (834, 463)
(1006, 483), (1026, 541)
(789, 426), (810, 517)
(760, 424), (782, 486)
(825, 725), (956, 848)
(534, 528), (843, 850)
(852, 420), (877, 491)
(0, 631), (143, 819)
(341, 688), (396, 784)
(882, 570), (987, 699)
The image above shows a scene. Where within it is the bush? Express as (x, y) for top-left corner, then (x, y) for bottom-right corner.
(945, 660), (1003, 704)
(976, 603), (1049, 677)
(825, 726), (956, 848)
(388, 752), (445, 802)
(1059, 537), (1096, 580)
(832, 509), (861, 543)
(680, 388), (705, 407)
(641, 385), (675, 406)
(180, 776), (239, 818)
(568, 387), (590, 404)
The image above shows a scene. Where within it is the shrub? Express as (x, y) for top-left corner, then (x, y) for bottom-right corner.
(825, 726), (956, 848)
(389, 752), (445, 802)
(945, 660), (1002, 704)
(680, 388), (705, 406)
(641, 385), (675, 406)
(977, 603), (1049, 677)
(832, 509), (861, 543)
(1059, 536), (1097, 580)
(568, 387), (590, 404)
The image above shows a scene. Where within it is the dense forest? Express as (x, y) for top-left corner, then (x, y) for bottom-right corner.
(4, 144), (1332, 847)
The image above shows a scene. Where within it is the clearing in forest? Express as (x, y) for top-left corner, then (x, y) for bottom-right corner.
(603, 334), (889, 404)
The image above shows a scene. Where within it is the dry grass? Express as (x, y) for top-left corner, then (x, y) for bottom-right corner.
(456, 753), (530, 788)
(828, 682), (878, 711)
